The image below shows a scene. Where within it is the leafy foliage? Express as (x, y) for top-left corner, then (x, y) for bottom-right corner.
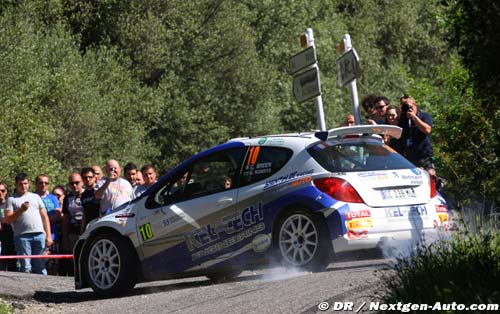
(378, 229), (500, 311)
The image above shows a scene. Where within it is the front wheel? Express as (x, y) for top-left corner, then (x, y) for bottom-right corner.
(83, 233), (137, 296)
(274, 210), (332, 272)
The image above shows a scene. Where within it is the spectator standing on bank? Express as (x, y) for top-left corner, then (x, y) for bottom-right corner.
(124, 162), (139, 186)
(61, 173), (85, 276)
(361, 94), (379, 124)
(383, 105), (404, 151)
(35, 175), (61, 274)
(142, 164), (158, 188)
(80, 167), (101, 232)
(95, 160), (133, 215)
(385, 105), (400, 126)
(373, 96), (391, 124)
(341, 114), (355, 126)
(51, 184), (66, 268)
(52, 185), (66, 207)
(0, 182), (17, 271)
(62, 174), (85, 249)
(136, 171), (145, 185)
(124, 162), (143, 198)
(4, 173), (52, 275)
(91, 165), (106, 189)
(134, 164), (158, 198)
(35, 175), (61, 247)
(398, 96), (442, 188)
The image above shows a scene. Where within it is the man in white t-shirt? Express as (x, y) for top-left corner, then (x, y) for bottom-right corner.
(4, 173), (52, 274)
(95, 159), (133, 216)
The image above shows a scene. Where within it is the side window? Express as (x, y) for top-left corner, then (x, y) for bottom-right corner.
(146, 148), (246, 209)
(240, 146), (293, 186)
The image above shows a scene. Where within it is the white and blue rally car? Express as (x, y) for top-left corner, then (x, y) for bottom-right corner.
(73, 125), (448, 295)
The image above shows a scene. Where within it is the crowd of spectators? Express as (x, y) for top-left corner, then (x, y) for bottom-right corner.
(0, 159), (160, 275)
(360, 94), (444, 190)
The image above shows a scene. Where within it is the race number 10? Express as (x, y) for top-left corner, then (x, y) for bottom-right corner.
(139, 223), (154, 241)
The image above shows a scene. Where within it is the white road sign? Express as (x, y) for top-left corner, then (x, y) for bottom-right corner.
(293, 67), (321, 103)
(289, 46), (317, 74)
(337, 48), (360, 88)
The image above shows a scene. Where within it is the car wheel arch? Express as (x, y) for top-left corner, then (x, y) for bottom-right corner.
(271, 204), (334, 271)
(81, 227), (141, 289)
(272, 203), (328, 236)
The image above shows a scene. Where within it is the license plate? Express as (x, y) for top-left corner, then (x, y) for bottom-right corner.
(380, 188), (416, 200)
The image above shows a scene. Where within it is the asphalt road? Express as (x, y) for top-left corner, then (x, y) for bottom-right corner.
(0, 254), (393, 314)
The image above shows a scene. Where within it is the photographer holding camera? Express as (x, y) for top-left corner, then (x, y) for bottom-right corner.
(398, 95), (443, 189)
(95, 159), (133, 216)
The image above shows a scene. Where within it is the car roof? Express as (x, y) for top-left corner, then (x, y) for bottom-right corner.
(228, 125), (402, 145)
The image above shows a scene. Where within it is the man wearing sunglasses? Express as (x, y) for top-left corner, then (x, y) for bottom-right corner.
(35, 175), (61, 247)
(80, 167), (100, 232)
(373, 96), (391, 124)
(95, 159), (133, 216)
(61, 173), (85, 275)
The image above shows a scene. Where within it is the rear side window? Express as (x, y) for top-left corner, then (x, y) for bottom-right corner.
(308, 142), (414, 172)
(240, 146), (293, 186)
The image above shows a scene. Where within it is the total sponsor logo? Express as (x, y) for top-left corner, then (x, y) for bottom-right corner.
(344, 209), (371, 220)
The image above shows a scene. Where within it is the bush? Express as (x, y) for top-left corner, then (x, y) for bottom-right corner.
(378, 229), (500, 313)
(0, 299), (13, 314)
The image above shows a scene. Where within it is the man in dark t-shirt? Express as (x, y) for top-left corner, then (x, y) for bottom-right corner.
(398, 96), (434, 166)
(398, 96), (443, 189)
(80, 167), (100, 230)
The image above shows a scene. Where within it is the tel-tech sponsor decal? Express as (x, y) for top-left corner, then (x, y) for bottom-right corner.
(184, 202), (265, 260)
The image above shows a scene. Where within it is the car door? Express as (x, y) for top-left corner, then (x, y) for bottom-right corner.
(136, 147), (246, 278)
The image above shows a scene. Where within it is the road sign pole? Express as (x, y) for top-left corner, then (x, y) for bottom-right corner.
(342, 34), (361, 125)
(305, 28), (326, 131)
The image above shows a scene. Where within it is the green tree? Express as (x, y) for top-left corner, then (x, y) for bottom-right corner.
(0, 1), (161, 185)
(437, 0), (500, 207)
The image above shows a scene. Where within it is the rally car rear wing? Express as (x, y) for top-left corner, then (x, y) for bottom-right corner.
(314, 125), (402, 141)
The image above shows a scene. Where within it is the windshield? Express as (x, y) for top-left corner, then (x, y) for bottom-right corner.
(308, 142), (414, 172)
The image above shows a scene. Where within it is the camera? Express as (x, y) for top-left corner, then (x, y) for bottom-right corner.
(401, 103), (411, 114)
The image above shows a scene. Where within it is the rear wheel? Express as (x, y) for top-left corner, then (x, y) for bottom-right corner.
(83, 233), (137, 296)
(274, 209), (331, 271)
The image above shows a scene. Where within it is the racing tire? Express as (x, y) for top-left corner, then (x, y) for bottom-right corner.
(206, 270), (243, 283)
(82, 233), (138, 296)
(274, 209), (332, 272)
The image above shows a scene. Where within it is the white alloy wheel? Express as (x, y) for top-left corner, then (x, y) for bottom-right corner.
(88, 238), (121, 290)
(278, 213), (319, 266)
